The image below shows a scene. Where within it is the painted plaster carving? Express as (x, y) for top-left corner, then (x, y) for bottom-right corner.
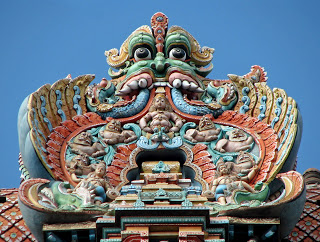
(66, 154), (95, 183)
(184, 114), (221, 143)
(100, 119), (137, 144)
(214, 128), (254, 153)
(68, 131), (106, 157)
(139, 93), (183, 133)
(73, 162), (109, 205)
(17, 12), (304, 241)
(211, 159), (258, 205)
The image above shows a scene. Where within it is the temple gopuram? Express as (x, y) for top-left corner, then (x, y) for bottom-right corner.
(1, 12), (310, 241)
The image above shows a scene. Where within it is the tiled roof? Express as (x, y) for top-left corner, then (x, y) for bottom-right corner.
(0, 188), (36, 242)
(288, 169), (320, 241)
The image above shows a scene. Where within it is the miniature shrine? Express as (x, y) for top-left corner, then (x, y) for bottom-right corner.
(9, 12), (305, 241)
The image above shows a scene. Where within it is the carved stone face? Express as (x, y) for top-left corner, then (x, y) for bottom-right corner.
(105, 119), (121, 133)
(95, 163), (106, 178)
(71, 154), (90, 167)
(218, 164), (232, 176)
(236, 151), (254, 165)
(199, 116), (215, 131)
(216, 161), (234, 176)
(227, 129), (248, 142)
(74, 132), (93, 146)
(154, 96), (166, 110)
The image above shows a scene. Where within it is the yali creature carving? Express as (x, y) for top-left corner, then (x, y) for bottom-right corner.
(17, 12), (304, 241)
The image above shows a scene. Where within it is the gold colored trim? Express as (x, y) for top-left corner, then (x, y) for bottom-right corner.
(168, 26), (214, 66)
(105, 25), (152, 68)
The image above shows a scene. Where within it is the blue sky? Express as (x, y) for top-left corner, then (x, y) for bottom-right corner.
(1, 0), (319, 188)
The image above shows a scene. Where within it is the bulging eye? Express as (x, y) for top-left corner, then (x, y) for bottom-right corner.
(134, 47), (152, 61)
(169, 47), (186, 61)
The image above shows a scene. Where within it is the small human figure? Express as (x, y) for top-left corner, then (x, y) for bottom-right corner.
(184, 114), (221, 142)
(68, 131), (106, 157)
(233, 151), (258, 181)
(139, 94), (184, 133)
(66, 154), (95, 182)
(74, 162), (109, 205)
(214, 128), (254, 153)
(211, 159), (257, 205)
(99, 119), (137, 145)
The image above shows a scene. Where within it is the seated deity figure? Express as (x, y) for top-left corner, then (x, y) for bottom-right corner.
(139, 94), (184, 133)
(99, 119), (137, 145)
(74, 162), (109, 205)
(211, 159), (258, 205)
(68, 131), (106, 157)
(184, 114), (221, 142)
(214, 128), (254, 153)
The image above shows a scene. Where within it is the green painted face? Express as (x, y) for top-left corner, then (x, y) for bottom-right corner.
(115, 31), (209, 98)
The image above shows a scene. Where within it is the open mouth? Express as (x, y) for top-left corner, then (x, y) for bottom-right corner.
(117, 70), (204, 101)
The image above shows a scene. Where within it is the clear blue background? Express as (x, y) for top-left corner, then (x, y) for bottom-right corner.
(1, 0), (319, 188)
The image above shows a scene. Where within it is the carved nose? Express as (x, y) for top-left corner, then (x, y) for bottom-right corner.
(151, 52), (170, 73)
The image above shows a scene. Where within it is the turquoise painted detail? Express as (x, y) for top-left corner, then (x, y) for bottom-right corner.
(152, 161), (170, 173)
(182, 190), (193, 207)
(180, 122), (196, 143)
(203, 82), (238, 111)
(65, 125), (118, 166)
(102, 89), (150, 119)
(277, 133), (293, 165)
(137, 136), (159, 150)
(240, 87), (250, 114)
(258, 96), (267, 120)
(137, 127), (182, 150)
(133, 191), (145, 207)
(278, 113), (294, 152)
(55, 90), (67, 121)
(140, 191), (183, 201)
(278, 105), (292, 139)
(40, 96), (53, 132)
(271, 97), (283, 129)
(73, 86), (82, 115)
(162, 136), (183, 149)
(120, 216), (207, 230)
(103, 146), (116, 166)
(181, 198), (193, 207)
(156, 188), (167, 196)
(31, 108), (51, 169)
(233, 182), (269, 204)
(171, 88), (224, 118)
(123, 123), (141, 139)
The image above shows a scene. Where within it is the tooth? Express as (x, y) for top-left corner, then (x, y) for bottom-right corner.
(194, 87), (204, 93)
(127, 80), (139, 89)
(148, 84), (154, 90)
(189, 82), (198, 91)
(182, 80), (191, 89)
(154, 82), (160, 87)
(173, 79), (182, 88)
(167, 83), (173, 88)
(139, 78), (147, 88)
(161, 82), (166, 86)
(119, 85), (132, 94)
